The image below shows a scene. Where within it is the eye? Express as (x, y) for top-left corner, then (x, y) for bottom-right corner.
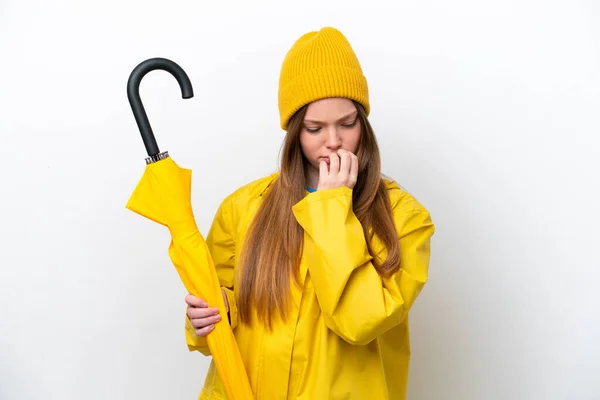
(341, 119), (358, 128)
(304, 126), (321, 133)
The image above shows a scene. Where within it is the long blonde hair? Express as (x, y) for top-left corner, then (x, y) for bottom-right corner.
(236, 101), (400, 329)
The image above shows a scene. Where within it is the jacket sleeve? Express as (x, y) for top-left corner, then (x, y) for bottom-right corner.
(291, 185), (434, 346)
(185, 195), (239, 355)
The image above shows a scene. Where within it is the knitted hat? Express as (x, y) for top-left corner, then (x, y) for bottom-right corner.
(277, 27), (370, 130)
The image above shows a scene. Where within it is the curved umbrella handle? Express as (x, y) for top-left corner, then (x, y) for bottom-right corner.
(127, 57), (194, 157)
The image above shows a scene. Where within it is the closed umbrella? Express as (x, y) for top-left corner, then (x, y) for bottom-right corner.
(124, 57), (254, 400)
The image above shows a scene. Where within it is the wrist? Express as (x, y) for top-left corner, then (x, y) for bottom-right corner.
(221, 288), (230, 313)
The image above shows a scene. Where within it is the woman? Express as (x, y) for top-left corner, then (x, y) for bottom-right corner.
(184, 26), (435, 400)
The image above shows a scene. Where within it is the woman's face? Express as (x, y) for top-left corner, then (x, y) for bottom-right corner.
(299, 97), (361, 174)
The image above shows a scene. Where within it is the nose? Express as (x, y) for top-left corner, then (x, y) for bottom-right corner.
(325, 127), (342, 149)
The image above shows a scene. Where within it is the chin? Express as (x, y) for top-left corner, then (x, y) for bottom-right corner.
(309, 161), (321, 171)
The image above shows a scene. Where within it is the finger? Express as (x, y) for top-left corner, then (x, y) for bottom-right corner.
(188, 306), (219, 319)
(319, 159), (328, 179)
(349, 153), (359, 186)
(195, 324), (215, 337)
(190, 313), (222, 329)
(329, 153), (340, 175)
(185, 294), (207, 308)
(338, 151), (351, 179)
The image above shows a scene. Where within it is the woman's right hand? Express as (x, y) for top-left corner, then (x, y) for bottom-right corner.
(185, 294), (222, 337)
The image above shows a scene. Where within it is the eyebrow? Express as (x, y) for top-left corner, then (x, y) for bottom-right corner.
(304, 110), (358, 124)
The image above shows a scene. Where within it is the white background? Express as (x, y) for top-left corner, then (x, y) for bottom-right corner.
(1, 0), (599, 399)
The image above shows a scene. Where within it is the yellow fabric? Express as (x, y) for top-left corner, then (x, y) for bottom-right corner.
(278, 27), (370, 130)
(125, 157), (254, 400)
(190, 173), (435, 400)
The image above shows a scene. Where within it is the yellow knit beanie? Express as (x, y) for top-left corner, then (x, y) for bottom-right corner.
(278, 27), (370, 130)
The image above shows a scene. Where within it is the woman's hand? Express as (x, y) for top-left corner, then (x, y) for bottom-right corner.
(185, 289), (229, 337)
(317, 149), (359, 191)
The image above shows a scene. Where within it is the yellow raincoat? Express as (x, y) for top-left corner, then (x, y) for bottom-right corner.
(186, 173), (435, 400)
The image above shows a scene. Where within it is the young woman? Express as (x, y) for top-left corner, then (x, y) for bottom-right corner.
(184, 26), (435, 400)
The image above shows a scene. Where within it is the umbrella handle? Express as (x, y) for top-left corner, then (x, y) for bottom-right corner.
(127, 57), (194, 157)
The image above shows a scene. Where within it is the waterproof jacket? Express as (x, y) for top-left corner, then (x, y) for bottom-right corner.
(185, 172), (435, 400)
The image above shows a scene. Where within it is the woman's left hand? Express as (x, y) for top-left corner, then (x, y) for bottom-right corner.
(317, 149), (359, 191)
